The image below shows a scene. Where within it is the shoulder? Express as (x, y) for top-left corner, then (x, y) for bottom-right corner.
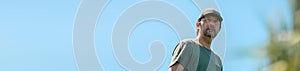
(176, 39), (197, 49)
(178, 39), (198, 47)
(213, 52), (222, 61)
(212, 52), (223, 66)
(173, 39), (200, 53)
(180, 39), (196, 44)
(172, 39), (197, 55)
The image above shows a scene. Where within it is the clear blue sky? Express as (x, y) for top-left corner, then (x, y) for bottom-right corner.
(0, 0), (292, 71)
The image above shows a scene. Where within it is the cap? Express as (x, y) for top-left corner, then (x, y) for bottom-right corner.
(198, 8), (223, 22)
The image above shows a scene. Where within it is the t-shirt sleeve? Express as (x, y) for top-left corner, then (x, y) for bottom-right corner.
(170, 41), (193, 68)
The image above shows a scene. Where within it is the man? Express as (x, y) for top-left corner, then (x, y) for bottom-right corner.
(169, 8), (223, 71)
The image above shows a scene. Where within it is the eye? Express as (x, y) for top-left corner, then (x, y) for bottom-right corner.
(213, 20), (218, 23)
(203, 19), (206, 21)
(207, 19), (212, 22)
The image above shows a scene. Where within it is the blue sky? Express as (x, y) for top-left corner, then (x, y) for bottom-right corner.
(0, 0), (292, 71)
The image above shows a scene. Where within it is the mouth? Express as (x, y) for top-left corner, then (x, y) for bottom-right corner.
(204, 28), (216, 38)
(207, 29), (213, 32)
(206, 28), (215, 33)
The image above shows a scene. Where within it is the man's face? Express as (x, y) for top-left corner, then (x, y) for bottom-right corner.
(200, 15), (221, 38)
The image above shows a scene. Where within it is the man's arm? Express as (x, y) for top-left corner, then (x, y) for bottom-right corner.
(169, 63), (184, 71)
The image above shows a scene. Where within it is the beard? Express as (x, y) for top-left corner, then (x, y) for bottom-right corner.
(203, 28), (216, 38)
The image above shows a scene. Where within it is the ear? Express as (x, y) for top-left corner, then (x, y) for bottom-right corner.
(196, 22), (200, 29)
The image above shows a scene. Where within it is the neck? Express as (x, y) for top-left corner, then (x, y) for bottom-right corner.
(196, 35), (212, 50)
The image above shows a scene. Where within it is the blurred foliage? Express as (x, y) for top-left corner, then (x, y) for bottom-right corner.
(264, 0), (300, 71)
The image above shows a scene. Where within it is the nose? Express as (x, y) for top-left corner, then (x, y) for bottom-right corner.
(207, 23), (216, 29)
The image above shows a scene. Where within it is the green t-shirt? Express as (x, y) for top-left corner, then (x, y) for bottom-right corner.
(170, 39), (222, 71)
